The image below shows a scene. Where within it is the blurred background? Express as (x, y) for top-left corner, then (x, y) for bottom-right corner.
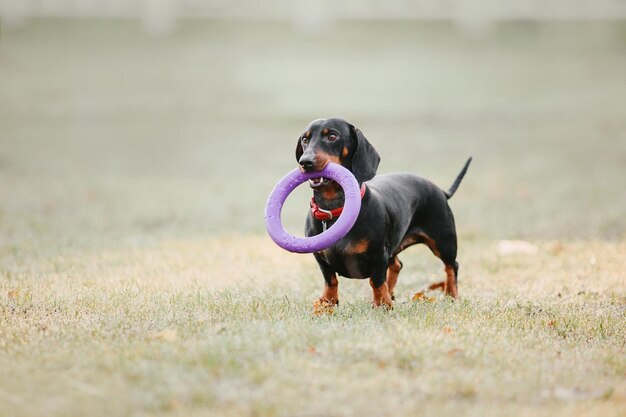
(1, 1), (625, 256)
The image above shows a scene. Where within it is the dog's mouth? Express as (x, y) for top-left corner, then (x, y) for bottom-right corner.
(308, 177), (331, 189)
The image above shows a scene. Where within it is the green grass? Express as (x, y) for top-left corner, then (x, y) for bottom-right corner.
(1, 20), (625, 417)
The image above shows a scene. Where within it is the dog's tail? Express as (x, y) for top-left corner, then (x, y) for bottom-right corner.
(445, 157), (472, 199)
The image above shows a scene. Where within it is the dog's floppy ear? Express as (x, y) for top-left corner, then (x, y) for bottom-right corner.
(295, 137), (304, 163)
(349, 124), (380, 183)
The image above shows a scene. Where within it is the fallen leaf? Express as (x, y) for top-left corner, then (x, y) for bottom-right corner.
(412, 292), (435, 302)
(312, 299), (335, 316)
(7, 288), (19, 300)
(447, 348), (464, 357)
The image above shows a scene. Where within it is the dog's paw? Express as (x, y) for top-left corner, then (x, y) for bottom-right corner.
(371, 299), (394, 310)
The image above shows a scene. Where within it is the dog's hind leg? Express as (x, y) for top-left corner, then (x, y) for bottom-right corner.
(426, 266), (458, 298)
(440, 262), (459, 298)
(419, 231), (459, 298)
(386, 256), (403, 300)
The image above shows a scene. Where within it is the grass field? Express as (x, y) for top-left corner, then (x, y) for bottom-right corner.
(1, 237), (625, 416)
(1, 20), (625, 417)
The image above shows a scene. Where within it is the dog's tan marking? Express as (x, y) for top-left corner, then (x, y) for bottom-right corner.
(321, 181), (342, 200)
(312, 153), (342, 171)
(418, 232), (441, 258)
(396, 235), (418, 253)
(386, 257), (402, 298)
(320, 153), (341, 164)
(345, 239), (369, 255)
(395, 232), (442, 258)
(320, 274), (339, 304)
(444, 265), (458, 298)
(427, 281), (445, 291)
(370, 279), (393, 308)
(427, 266), (458, 298)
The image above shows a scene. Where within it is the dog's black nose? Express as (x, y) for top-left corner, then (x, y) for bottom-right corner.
(299, 157), (315, 171)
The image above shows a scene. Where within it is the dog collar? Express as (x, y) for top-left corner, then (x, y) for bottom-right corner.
(310, 184), (366, 221)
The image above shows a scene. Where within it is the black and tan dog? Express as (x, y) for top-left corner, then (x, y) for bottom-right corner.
(297, 118), (471, 308)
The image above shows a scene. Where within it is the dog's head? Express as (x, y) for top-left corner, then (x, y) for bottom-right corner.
(295, 118), (380, 189)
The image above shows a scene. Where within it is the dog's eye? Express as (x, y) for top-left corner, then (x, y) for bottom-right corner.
(301, 137), (309, 145)
(328, 133), (338, 142)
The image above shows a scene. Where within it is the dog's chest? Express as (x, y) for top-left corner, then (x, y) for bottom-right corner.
(318, 237), (372, 278)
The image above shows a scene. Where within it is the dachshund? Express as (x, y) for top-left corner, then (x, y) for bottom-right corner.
(297, 118), (472, 308)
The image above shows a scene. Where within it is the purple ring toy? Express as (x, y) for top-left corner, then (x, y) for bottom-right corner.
(265, 163), (361, 253)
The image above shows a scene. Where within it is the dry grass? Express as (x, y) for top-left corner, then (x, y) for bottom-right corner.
(1, 236), (624, 417)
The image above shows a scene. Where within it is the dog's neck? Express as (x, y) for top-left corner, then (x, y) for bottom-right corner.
(313, 182), (345, 211)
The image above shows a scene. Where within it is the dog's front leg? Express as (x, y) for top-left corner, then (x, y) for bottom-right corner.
(320, 273), (339, 305)
(312, 254), (339, 315)
(369, 260), (393, 309)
